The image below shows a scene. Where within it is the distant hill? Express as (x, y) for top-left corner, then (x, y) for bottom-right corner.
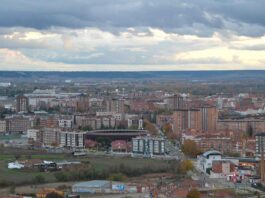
(0, 70), (265, 81)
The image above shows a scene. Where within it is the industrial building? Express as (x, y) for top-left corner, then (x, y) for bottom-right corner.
(72, 180), (125, 194)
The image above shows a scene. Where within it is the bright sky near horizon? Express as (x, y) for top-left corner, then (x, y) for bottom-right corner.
(0, 0), (265, 71)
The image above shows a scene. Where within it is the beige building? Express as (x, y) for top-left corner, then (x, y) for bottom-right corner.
(172, 106), (218, 134)
(43, 128), (61, 146)
(218, 119), (265, 134)
(199, 106), (218, 131)
(16, 94), (29, 112)
(0, 120), (6, 133)
(6, 116), (31, 133)
(173, 109), (201, 135)
(106, 98), (125, 113)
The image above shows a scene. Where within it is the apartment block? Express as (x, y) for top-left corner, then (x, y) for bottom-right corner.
(132, 136), (165, 156)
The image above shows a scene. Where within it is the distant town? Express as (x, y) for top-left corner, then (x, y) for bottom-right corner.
(0, 72), (264, 197)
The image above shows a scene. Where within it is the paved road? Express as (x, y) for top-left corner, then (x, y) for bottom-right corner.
(155, 124), (184, 160)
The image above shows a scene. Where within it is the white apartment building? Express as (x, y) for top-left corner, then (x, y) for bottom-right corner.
(0, 120), (6, 134)
(27, 129), (40, 141)
(132, 136), (165, 156)
(60, 131), (86, 148)
(58, 119), (73, 128)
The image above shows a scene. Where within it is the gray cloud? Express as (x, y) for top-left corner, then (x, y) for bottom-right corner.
(0, 0), (264, 36)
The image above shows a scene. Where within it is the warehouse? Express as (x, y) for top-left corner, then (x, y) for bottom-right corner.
(72, 180), (125, 194)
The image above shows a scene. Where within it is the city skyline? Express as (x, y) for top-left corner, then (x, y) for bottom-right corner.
(0, 0), (265, 71)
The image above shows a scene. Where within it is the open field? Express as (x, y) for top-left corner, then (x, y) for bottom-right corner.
(0, 148), (175, 187)
(0, 134), (21, 140)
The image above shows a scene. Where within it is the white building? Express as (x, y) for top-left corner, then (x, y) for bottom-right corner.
(27, 129), (40, 141)
(0, 120), (6, 134)
(197, 150), (222, 174)
(132, 136), (165, 156)
(60, 131), (86, 148)
(58, 119), (73, 128)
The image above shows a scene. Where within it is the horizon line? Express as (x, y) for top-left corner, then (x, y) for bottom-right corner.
(0, 69), (265, 72)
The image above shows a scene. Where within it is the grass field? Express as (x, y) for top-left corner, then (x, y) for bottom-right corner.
(0, 148), (173, 186)
(0, 134), (22, 141)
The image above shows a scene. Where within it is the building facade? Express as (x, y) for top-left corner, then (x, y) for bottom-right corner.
(60, 131), (85, 148)
(0, 120), (6, 134)
(16, 94), (29, 112)
(5, 116), (31, 133)
(172, 109), (201, 135)
(132, 136), (165, 156)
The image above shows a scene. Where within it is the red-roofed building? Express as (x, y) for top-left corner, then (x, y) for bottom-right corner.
(85, 139), (97, 148)
(111, 140), (129, 152)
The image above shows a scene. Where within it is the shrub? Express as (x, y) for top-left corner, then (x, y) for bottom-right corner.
(33, 175), (45, 184)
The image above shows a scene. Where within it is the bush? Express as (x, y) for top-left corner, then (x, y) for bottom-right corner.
(0, 180), (10, 188)
(108, 173), (127, 181)
(187, 188), (201, 198)
(46, 192), (63, 198)
(179, 160), (193, 174)
(181, 140), (201, 158)
(33, 175), (45, 184)
(54, 172), (68, 182)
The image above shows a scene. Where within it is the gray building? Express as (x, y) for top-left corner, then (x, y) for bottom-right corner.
(132, 136), (165, 156)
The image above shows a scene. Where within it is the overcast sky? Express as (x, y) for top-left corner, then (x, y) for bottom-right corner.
(0, 0), (265, 71)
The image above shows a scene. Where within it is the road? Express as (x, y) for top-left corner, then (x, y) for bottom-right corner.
(155, 124), (184, 160)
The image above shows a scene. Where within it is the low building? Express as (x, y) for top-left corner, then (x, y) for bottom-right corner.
(211, 160), (236, 178)
(132, 136), (165, 156)
(111, 140), (129, 152)
(27, 129), (41, 141)
(72, 180), (112, 194)
(58, 118), (73, 128)
(197, 150), (222, 174)
(5, 116), (31, 133)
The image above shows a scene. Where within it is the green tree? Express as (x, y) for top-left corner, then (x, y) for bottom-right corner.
(33, 175), (45, 184)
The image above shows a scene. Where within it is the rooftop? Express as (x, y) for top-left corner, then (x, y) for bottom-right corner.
(202, 150), (222, 158)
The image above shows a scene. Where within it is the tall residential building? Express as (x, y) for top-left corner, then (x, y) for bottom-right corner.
(172, 106), (218, 134)
(106, 98), (125, 113)
(165, 94), (184, 110)
(76, 94), (89, 112)
(172, 109), (201, 135)
(16, 94), (29, 112)
(199, 106), (218, 132)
